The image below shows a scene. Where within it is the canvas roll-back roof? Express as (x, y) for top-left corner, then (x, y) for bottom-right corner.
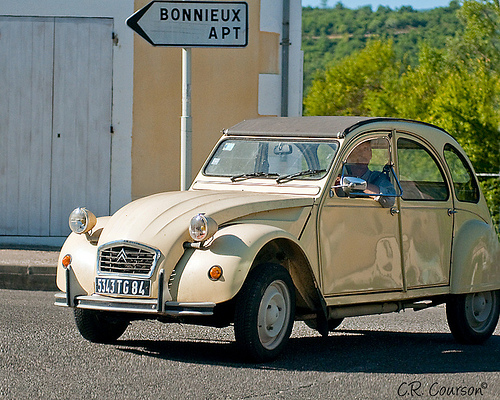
(224, 116), (448, 138)
(225, 116), (375, 138)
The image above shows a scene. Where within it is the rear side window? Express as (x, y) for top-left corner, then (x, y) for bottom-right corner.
(444, 144), (480, 203)
(397, 138), (449, 201)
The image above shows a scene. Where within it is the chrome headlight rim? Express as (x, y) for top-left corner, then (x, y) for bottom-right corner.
(188, 213), (218, 242)
(69, 207), (97, 234)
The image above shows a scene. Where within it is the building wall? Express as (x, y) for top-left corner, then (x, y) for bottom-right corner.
(1, 0), (134, 246)
(131, 0), (303, 199)
(0, 0), (302, 245)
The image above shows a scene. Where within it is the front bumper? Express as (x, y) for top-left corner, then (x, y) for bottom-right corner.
(54, 292), (215, 316)
(56, 264), (215, 317)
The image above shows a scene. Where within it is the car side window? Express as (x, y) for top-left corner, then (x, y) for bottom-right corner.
(335, 137), (397, 207)
(397, 138), (449, 201)
(443, 144), (480, 203)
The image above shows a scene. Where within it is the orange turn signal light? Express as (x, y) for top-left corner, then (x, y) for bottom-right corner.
(62, 254), (72, 270)
(208, 265), (223, 281)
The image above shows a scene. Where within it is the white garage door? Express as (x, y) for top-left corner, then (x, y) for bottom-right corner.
(0, 16), (113, 238)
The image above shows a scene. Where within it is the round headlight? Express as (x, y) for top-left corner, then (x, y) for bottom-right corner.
(69, 207), (97, 234)
(189, 213), (218, 242)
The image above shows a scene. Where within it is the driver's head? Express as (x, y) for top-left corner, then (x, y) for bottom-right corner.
(347, 141), (372, 165)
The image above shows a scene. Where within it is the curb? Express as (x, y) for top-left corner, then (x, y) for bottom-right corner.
(0, 249), (59, 291)
(0, 265), (57, 291)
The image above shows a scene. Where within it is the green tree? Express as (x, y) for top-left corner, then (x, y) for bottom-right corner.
(304, 40), (399, 116)
(367, 44), (447, 119)
(448, 0), (500, 67)
(301, 2), (462, 94)
(449, 0), (500, 227)
(304, 1), (500, 228)
(431, 61), (500, 171)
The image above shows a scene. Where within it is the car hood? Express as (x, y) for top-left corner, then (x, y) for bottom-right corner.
(97, 190), (314, 271)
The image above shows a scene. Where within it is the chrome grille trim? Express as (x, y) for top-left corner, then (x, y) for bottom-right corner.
(97, 241), (161, 278)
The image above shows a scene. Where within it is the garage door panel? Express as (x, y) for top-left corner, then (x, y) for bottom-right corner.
(0, 17), (53, 236)
(83, 19), (113, 216)
(0, 16), (112, 238)
(50, 18), (113, 236)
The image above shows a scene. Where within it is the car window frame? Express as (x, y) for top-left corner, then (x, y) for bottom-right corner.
(395, 135), (451, 203)
(443, 143), (480, 204)
(328, 132), (401, 201)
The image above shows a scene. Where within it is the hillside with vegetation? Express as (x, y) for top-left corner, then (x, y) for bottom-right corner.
(302, 1), (463, 92)
(302, 0), (500, 228)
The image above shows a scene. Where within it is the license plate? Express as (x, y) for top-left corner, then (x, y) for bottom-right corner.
(95, 277), (150, 297)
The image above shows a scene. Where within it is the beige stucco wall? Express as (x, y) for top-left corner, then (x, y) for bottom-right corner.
(132, 0), (281, 199)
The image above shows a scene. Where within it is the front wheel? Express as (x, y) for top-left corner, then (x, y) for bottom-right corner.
(74, 308), (129, 343)
(234, 264), (295, 362)
(446, 290), (500, 344)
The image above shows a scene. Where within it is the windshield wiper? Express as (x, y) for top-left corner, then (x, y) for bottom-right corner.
(276, 169), (326, 184)
(230, 172), (279, 182)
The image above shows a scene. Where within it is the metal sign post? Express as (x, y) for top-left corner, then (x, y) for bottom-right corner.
(127, 1), (248, 190)
(181, 47), (192, 191)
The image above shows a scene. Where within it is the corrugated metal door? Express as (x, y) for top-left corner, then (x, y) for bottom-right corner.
(0, 16), (113, 237)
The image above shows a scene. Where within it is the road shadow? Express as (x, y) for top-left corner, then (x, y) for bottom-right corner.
(114, 328), (500, 373)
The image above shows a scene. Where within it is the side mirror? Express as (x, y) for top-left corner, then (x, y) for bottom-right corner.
(338, 176), (367, 195)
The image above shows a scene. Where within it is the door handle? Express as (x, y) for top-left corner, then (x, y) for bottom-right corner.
(390, 207), (400, 216)
(448, 208), (457, 216)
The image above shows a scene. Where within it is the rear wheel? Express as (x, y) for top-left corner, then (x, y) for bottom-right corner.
(234, 264), (295, 362)
(74, 308), (129, 343)
(446, 290), (500, 344)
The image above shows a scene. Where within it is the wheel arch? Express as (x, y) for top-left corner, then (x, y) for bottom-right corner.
(450, 219), (500, 294)
(175, 223), (322, 313)
(252, 237), (323, 317)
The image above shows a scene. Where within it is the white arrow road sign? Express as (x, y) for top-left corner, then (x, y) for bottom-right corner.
(127, 1), (248, 47)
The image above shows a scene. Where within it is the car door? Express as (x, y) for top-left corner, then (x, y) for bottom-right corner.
(319, 134), (404, 296)
(395, 134), (454, 288)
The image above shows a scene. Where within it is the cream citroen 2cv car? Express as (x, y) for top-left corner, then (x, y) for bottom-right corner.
(55, 117), (500, 362)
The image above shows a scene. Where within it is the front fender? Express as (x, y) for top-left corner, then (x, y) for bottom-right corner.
(450, 219), (500, 293)
(56, 217), (110, 296)
(171, 223), (308, 303)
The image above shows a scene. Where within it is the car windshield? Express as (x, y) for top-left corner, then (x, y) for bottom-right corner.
(204, 138), (339, 181)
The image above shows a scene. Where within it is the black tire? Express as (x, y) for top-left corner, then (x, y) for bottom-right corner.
(74, 308), (129, 343)
(305, 317), (344, 334)
(446, 290), (500, 344)
(234, 264), (295, 362)
(327, 318), (344, 331)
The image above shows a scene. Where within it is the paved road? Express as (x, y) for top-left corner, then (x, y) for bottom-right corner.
(1, 289), (499, 400)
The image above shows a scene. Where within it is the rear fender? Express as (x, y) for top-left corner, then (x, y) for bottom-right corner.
(450, 219), (500, 293)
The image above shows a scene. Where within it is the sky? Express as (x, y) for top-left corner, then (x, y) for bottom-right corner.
(302, 0), (452, 10)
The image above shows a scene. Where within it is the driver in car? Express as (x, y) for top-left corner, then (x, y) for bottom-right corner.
(338, 141), (396, 208)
